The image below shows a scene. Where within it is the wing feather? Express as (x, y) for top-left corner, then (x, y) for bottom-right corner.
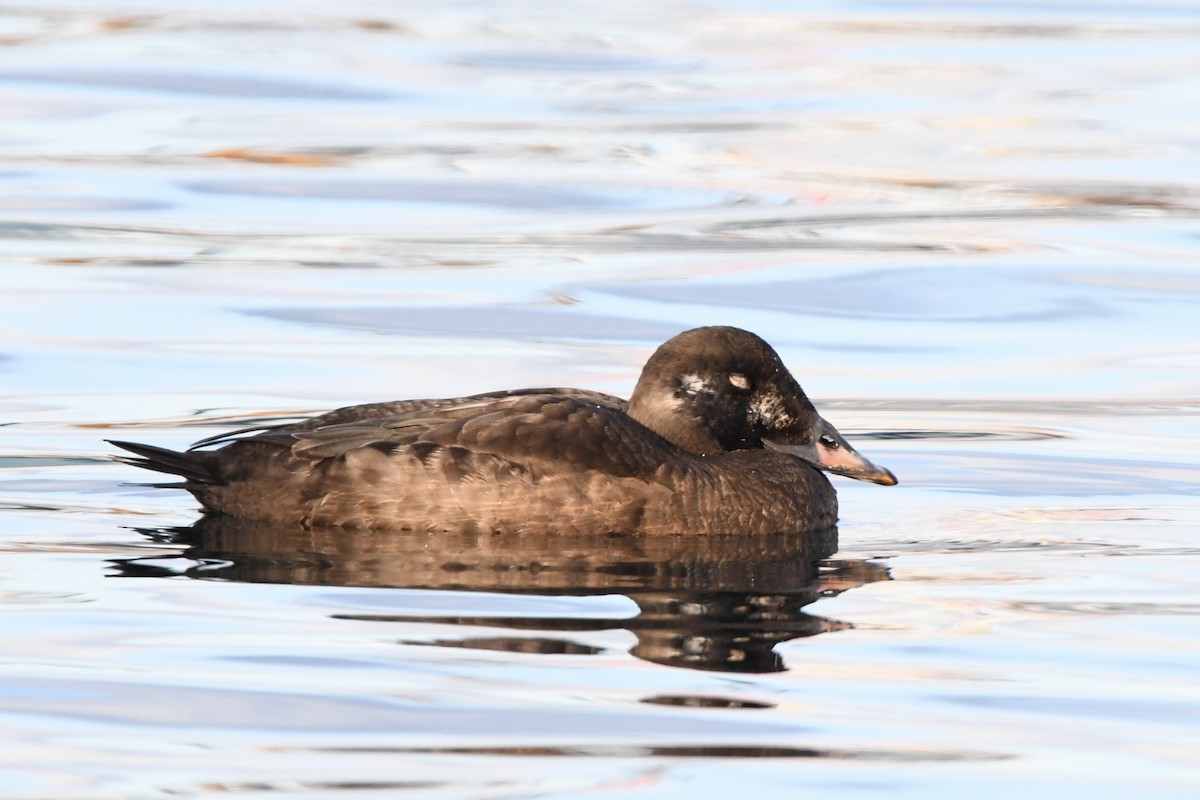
(280, 393), (680, 479)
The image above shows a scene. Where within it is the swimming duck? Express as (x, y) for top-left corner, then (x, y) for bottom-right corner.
(110, 326), (896, 534)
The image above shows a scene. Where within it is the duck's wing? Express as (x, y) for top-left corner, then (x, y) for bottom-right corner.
(189, 388), (627, 451)
(188, 421), (300, 450)
(287, 392), (680, 479)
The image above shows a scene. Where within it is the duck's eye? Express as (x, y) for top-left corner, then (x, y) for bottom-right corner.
(728, 373), (751, 391)
(819, 433), (840, 449)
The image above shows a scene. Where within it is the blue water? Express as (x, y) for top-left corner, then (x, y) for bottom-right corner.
(2, 1), (1199, 797)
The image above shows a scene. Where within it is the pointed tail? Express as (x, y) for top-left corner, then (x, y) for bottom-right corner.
(107, 440), (223, 485)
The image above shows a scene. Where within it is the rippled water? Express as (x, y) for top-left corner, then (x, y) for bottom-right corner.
(2, 1), (1199, 797)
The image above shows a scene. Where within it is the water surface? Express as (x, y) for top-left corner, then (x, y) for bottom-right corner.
(1, 1), (1199, 798)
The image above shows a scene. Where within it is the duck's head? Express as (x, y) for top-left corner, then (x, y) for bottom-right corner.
(627, 326), (897, 486)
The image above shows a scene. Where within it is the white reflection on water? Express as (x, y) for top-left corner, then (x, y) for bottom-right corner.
(1, 0), (1199, 798)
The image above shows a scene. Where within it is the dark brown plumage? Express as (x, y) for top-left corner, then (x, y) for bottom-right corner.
(110, 326), (896, 533)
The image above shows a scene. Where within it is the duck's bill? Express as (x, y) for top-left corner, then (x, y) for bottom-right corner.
(764, 416), (898, 486)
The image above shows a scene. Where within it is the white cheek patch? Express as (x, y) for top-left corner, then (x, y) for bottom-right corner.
(750, 392), (794, 427)
(679, 374), (712, 396)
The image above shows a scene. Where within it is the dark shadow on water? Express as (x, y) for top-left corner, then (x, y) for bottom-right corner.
(305, 744), (1012, 762)
(111, 516), (889, 674)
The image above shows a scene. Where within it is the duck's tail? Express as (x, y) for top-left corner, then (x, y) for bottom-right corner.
(107, 440), (223, 486)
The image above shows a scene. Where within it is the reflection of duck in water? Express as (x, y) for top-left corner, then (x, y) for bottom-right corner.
(114, 517), (890, 673)
(110, 326), (895, 534)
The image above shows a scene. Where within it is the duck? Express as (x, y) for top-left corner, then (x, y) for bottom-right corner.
(110, 326), (896, 534)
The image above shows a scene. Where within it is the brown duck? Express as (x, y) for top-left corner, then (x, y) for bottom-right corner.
(110, 326), (896, 533)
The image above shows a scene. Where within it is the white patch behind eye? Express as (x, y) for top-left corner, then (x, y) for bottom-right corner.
(679, 374), (711, 395)
(728, 373), (750, 390)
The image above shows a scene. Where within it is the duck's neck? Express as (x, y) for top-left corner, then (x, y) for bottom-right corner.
(627, 386), (722, 456)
